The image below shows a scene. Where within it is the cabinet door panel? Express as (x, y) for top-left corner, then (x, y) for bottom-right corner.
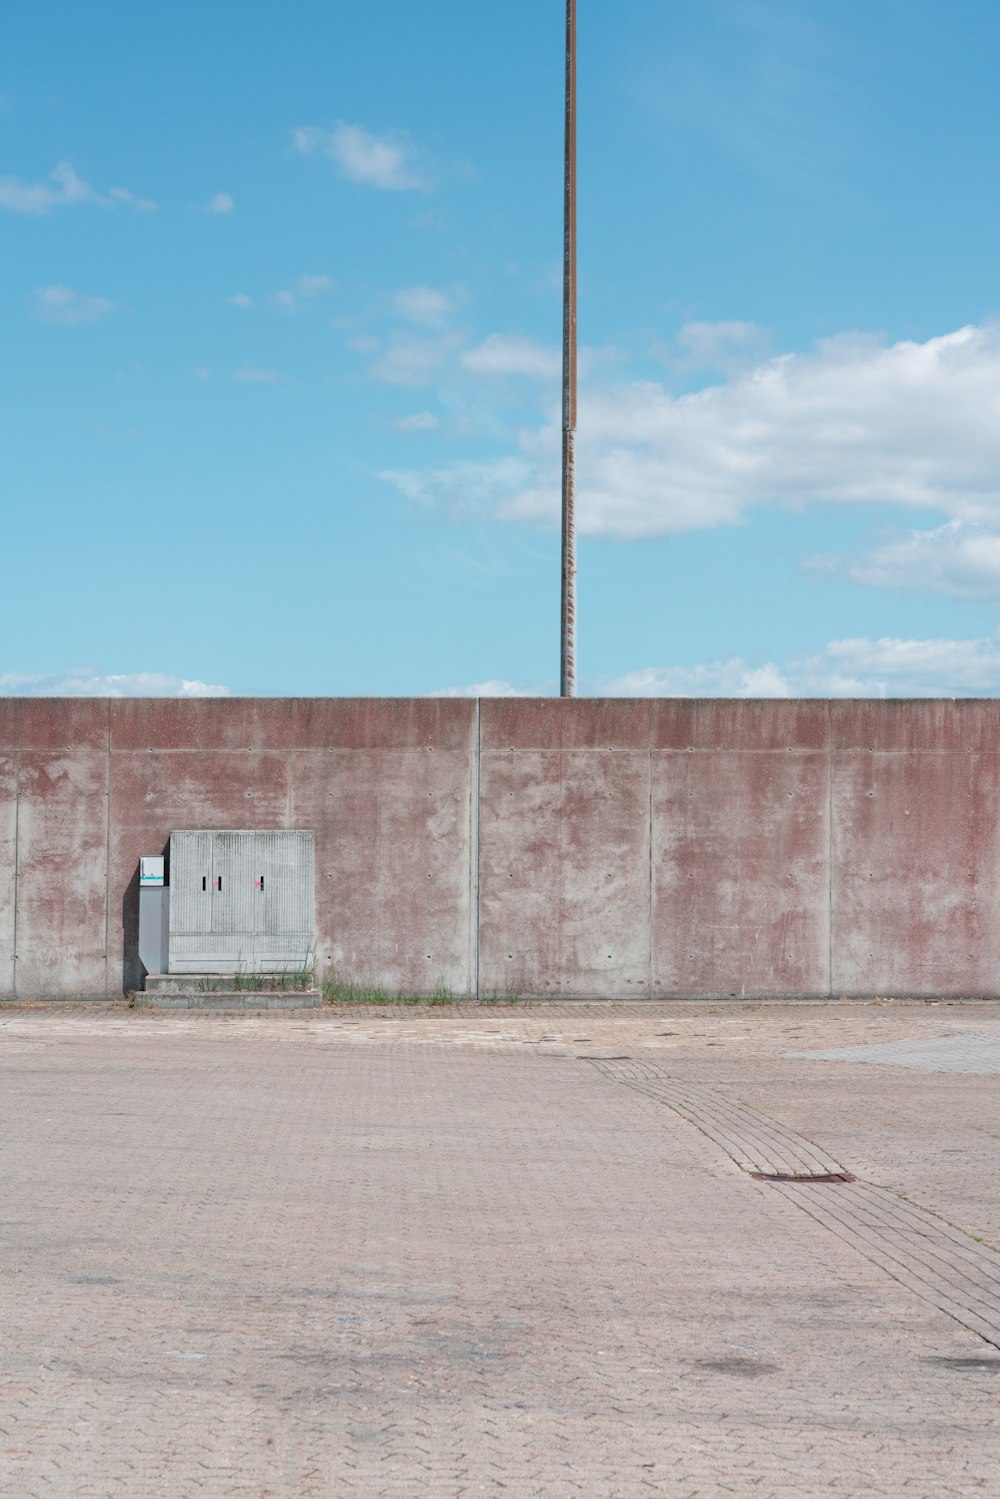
(254, 831), (314, 970)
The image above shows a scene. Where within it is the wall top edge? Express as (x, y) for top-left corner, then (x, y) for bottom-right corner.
(3, 694), (1000, 705)
(3, 696), (1000, 754)
(5, 693), (1000, 700)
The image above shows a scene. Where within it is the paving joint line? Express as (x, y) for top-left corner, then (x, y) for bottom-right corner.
(607, 1067), (841, 1176)
(591, 1057), (1000, 1351)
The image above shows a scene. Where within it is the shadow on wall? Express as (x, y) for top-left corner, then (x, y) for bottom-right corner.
(121, 840), (169, 995)
(121, 866), (141, 995)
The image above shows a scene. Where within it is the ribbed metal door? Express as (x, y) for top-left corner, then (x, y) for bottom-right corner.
(253, 831), (314, 970)
(211, 831), (256, 971)
(168, 829), (314, 975)
(168, 831), (214, 972)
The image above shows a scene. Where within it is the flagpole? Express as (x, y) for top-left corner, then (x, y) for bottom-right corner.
(560, 0), (577, 698)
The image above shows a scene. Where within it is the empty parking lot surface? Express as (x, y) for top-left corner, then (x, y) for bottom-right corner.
(2, 999), (1000, 1497)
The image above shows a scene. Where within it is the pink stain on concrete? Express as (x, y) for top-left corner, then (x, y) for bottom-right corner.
(0, 754), (16, 995)
(1, 697), (999, 998)
(14, 750), (110, 997)
(831, 700), (1000, 996)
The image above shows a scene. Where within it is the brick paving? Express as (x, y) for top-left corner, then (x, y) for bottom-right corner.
(787, 1031), (1000, 1073)
(598, 1057), (1000, 1350)
(593, 1061), (848, 1175)
(2, 1002), (1000, 1496)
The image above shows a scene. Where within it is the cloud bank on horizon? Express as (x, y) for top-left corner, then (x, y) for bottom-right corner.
(439, 630), (1000, 701)
(8, 628), (1000, 700)
(0, 671), (230, 698)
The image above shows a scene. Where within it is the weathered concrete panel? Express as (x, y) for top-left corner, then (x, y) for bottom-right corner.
(479, 749), (650, 997)
(831, 742), (1000, 996)
(15, 751), (109, 997)
(652, 747), (830, 997)
(290, 747), (474, 996)
(288, 697), (475, 750)
(110, 698), (293, 752)
(111, 697), (474, 748)
(831, 698), (1000, 753)
(108, 751), (291, 992)
(481, 697), (653, 751)
(0, 698), (108, 752)
(0, 755), (17, 995)
(653, 698), (830, 752)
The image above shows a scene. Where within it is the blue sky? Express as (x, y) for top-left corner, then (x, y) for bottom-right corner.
(4, 0), (1000, 698)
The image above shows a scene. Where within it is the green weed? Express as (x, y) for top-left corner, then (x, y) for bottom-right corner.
(323, 974), (455, 1006)
(233, 960), (315, 993)
(478, 986), (524, 1006)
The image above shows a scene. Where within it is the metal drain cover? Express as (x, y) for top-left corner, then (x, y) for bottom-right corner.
(751, 1171), (856, 1184)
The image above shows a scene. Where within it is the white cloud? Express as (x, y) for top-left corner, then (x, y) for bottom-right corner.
(462, 333), (561, 379)
(272, 273), (333, 311)
(108, 185), (157, 212)
(394, 285), (452, 327)
(383, 323), (1000, 540)
(228, 293), (252, 308)
(833, 521), (1000, 600)
(607, 660), (793, 698)
(0, 669), (230, 697)
(0, 160), (97, 212)
(295, 274), (332, 298)
(0, 160), (153, 213)
(434, 680), (533, 698)
(369, 328), (565, 392)
(604, 632), (1000, 698)
(673, 319), (769, 370)
(372, 332), (464, 387)
(293, 123), (427, 191)
(32, 283), (113, 326)
(381, 456), (530, 515)
(205, 192), (235, 213)
(234, 367), (278, 382)
(428, 634), (1000, 700)
(394, 411), (439, 431)
(804, 635), (1000, 695)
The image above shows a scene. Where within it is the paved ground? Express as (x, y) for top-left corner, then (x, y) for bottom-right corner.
(2, 999), (1000, 1498)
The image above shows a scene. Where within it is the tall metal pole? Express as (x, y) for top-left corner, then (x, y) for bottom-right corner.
(560, 0), (577, 698)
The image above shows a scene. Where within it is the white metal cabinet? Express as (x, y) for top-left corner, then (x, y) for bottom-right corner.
(168, 830), (314, 974)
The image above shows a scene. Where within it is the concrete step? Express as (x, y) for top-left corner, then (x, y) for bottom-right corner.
(139, 991), (321, 1011)
(144, 972), (314, 995)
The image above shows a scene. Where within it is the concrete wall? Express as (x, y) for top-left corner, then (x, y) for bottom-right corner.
(1, 696), (998, 1000)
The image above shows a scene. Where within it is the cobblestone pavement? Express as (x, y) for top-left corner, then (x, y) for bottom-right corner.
(2, 1001), (1000, 1497)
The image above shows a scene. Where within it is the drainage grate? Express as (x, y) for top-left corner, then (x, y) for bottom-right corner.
(751, 1171), (856, 1184)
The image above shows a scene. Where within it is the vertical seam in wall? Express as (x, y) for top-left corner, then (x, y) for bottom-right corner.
(11, 749), (20, 999)
(286, 741), (292, 826)
(104, 701), (112, 998)
(647, 745), (653, 998)
(472, 698), (481, 999)
(827, 699), (833, 999)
